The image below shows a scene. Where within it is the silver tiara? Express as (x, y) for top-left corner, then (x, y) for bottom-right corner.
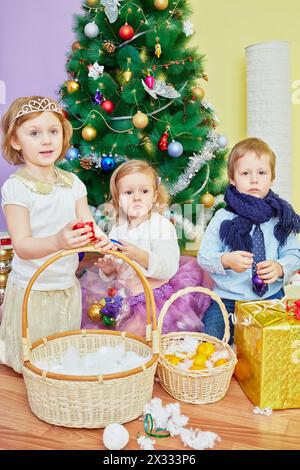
(11, 98), (63, 123)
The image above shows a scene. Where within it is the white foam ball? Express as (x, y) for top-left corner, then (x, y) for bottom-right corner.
(103, 423), (129, 450)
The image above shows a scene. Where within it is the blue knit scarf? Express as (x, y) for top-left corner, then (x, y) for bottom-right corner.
(220, 185), (300, 251)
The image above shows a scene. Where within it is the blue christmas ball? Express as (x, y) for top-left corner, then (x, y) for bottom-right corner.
(218, 135), (228, 149)
(78, 252), (85, 262)
(167, 140), (183, 158)
(101, 155), (116, 171)
(66, 147), (79, 161)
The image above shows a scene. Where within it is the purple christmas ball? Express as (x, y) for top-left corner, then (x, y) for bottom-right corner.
(78, 252), (85, 262)
(252, 274), (265, 289)
(94, 90), (104, 105)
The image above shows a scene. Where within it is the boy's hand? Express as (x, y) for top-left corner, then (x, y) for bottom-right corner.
(256, 260), (283, 284)
(57, 218), (94, 250)
(221, 251), (254, 272)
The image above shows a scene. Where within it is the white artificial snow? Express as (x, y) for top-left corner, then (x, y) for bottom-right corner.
(210, 350), (230, 362)
(180, 428), (221, 450)
(177, 360), (193, 371)
(137, 435), (156, 450)
(165, 337), (199, 356)
(33, 345), (151, 375)
(253, 407), (272, 416)
(205, 359), (214, 370)
(142, 398), (221, 450)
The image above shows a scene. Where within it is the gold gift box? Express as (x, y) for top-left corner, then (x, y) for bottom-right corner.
(234, 299), (300, 409)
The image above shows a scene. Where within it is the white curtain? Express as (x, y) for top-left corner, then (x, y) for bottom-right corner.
(246, 41), (292, 201)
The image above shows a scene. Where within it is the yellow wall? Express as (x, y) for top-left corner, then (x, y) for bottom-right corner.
(191, 0), (300, 212)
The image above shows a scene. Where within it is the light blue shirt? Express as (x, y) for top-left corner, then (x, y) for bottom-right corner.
(198, 208), (300, 300)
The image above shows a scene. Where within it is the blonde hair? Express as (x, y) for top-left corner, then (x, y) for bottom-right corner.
(1, 96), (73, 165)
(109, 159), (169, 220)
(227, 137), (276, 181)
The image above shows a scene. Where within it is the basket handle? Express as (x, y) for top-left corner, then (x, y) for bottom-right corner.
(21, 247), (158, 352)
(157, 286), (230, 344)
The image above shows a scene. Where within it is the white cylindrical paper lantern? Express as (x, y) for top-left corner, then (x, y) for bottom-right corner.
(246, 41), (292, 201)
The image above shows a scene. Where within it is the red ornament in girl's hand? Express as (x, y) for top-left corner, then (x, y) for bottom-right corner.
(158, 132), (169, 151)
(73, 221), (97, 242)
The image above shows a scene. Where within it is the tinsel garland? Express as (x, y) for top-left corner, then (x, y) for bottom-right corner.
(169, 131), (219, 196)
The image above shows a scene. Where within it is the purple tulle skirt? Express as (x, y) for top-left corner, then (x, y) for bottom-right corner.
(80, 256), (213, 337)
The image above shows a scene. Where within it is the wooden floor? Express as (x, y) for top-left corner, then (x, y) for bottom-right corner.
(0, 364), (299, 450)
(1, 255), (299, 450)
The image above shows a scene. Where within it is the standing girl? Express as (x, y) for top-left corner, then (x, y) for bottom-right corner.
(0, 96), (112, 373)
(81, 160), (213, 336)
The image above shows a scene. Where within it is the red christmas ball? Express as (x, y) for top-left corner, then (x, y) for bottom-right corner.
(62, 109), (69, 119)
(101, 100), (115, 114)
(119, 23), (135, 41)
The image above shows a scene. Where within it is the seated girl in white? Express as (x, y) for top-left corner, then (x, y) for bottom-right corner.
(81, 160), (213, 336)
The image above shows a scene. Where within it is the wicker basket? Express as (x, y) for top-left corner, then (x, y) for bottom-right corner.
(21, 247), (159, 428)
(157, 286), (237, 404)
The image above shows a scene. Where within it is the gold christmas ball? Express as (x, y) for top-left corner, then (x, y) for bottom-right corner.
(0, 272), (9, 288)
(0, 248), (14, 261)
(132, 111), (149, 129)
(86, 0), (99, 6)
(88, 299), (106, 322)
(192, 86), (205, 100)
(72, 41), (82, 52)
(124, 69), (133, 83)
(200, 192), (215, 208)
(154, 0), (169, 10)
(82, 125), (97, 141)
(65, 80), (80, 94)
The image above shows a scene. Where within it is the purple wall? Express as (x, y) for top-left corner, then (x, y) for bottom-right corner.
(0, 0), (82, 230)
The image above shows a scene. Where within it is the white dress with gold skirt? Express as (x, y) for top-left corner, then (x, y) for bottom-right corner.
(0, 168), (86, 373)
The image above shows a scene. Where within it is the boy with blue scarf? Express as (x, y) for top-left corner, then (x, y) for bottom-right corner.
(198, 137), (300, 343)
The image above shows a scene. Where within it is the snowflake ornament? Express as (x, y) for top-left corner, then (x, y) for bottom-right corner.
(101, 0), (123, 23)
(183, 20), (194, 37)
(88, 62), (104, 80)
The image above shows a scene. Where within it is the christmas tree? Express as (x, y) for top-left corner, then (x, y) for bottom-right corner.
(59, 0), (228, 247)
